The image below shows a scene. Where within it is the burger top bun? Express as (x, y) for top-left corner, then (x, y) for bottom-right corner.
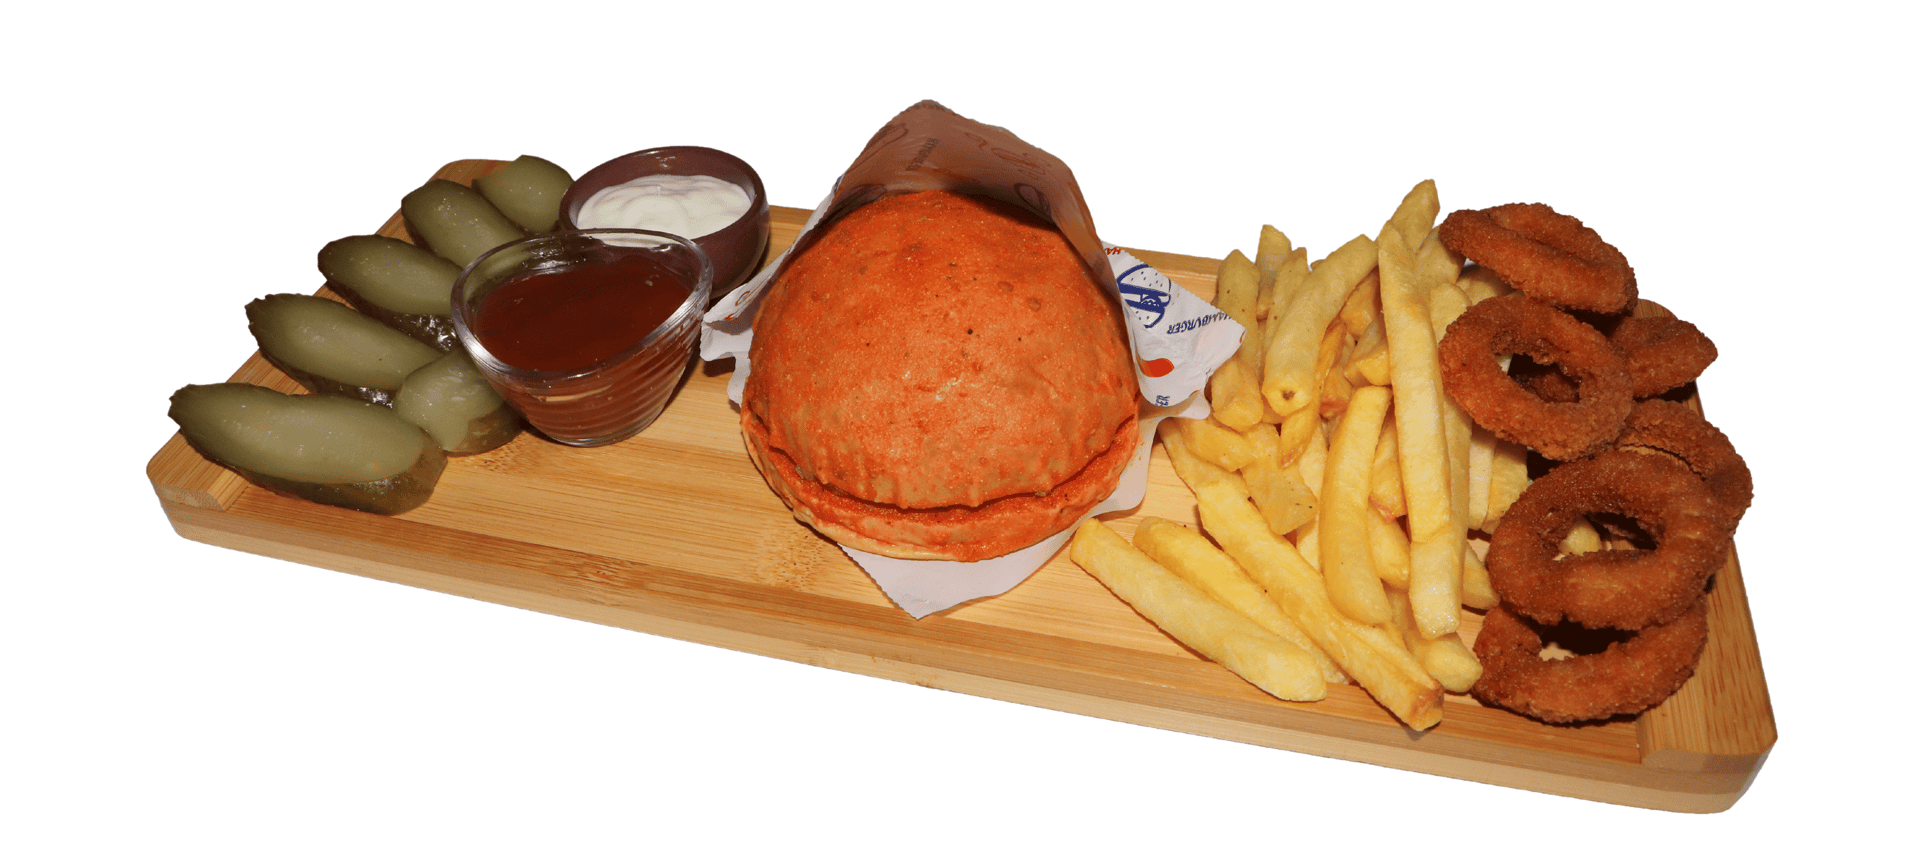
(741, 190), (1140, 561)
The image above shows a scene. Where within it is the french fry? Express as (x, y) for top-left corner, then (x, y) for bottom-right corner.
(1377, 228), (1450, 540)
(1275, 400), (1321, 469)
(1377, 227), (1461, 638)
(1429, 280), (1477, 618)
(1367, 507), (1412, 590)
(1368, 414), (1407, 518)
(1213, 250), (1262, 372)
(1253, 227), (1295, 321)
(1069, 521), (1327, 702)
(1241, 423), (1318, 536)
(1258, 246), (1310, 331)
(1484, 435), (1530, 532)
(1413, 228), (1464, 295)
(1191, 483), (1443, 729)
(1407, 538), (1464, 636)
(1317, 336), (1356, 418)
(1467, 422), (1498, 532)
(1320, 385), (1394, 625)
(1159, 422), (1251, 501)
(1295, 423), (1328, 497)
(1168, 416), (1255, 472)
(1337, 270), (1382, 339)
(1290, 425), (1330, 570)
(1133, 517), (1346, 685)
(1344, 314), (1392, 387)
(1378, 179), (1440, 255)
(1461, 542), (1498, 610)
(1275, 321), (1347, 463)
(1206, 356), (1267, 433)
(1458, 264), (1514, 304)
(1384, 587), (1481, 693)
(1561, 516), (1604, 555)
(1262, 234), (1376, 416)
(1255, 225), (1294, 275)
(1429, 282), (1475, 527)
(1343, 621), (1445, 702)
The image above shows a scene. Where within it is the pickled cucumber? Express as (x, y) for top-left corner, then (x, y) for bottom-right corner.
(245, 294), (442, 405)
(473, 155), (572, 234)
(317, 234), (461, 350)
(401, 179), (527, 269)
(393, 351), (522, 455)
(169, 383), (446, 515)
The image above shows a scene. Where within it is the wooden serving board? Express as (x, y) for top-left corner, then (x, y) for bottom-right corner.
(147, 160), (1775, 813)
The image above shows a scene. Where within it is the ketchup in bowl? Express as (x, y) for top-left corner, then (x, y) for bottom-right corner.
(470, 253), (691, 372)
(451, 229), (713, 447)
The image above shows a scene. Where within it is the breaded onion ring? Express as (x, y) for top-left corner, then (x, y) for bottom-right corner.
(1438, 295), (1633, 461)
(1609, 315), (1718, 398)
(1613, 399), (1753, 527)
(1487, 450), (1731, 630)
(1471, 598), (1710, 723)
(1508, 354), (1581, 404)
(1436, 203), (1637, 314)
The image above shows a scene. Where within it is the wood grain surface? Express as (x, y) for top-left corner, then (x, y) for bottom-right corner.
(146, 160), (1776, 813)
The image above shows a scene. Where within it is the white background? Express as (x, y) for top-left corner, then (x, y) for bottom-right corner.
(7, 1), (1911, 839)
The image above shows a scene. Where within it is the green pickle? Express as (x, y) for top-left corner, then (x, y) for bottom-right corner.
(394, 351), (522, 455)
(474, 155), (573, 234)
(169, 384), (446, 515)
(401, 179), (528, 268)
(317, 234), (461, 350)
(246, 294), (443, 405)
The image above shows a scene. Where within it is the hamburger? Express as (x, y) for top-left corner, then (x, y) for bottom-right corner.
(741, 190), (1140, 561)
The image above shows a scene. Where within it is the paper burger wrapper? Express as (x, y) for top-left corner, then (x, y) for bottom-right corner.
(701, 101), (1242, 617)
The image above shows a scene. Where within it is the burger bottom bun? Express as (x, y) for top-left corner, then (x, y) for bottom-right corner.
(742, 409), (1141, 562)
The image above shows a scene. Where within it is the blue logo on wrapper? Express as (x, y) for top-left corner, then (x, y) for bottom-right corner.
(1117, 262), (1172, 330)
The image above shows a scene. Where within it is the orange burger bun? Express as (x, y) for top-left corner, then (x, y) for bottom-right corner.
(741, 190), (1140, 561)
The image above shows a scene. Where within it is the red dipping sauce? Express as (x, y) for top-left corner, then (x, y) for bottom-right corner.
(452, 229), (713, 447)
(470, 254), (688, 372)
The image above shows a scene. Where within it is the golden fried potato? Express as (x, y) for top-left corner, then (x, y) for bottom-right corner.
(1484, 436), (1530, 532)
(1159, 422), (1251, 501)
(1070, 520), (1327, 702)
(1168, 416), (1256, 472)
(1207, 357), (1268, 433)
(1133, 517), (1345, 685)
(1368, 414), (1407, 518)
(1263, 235), (1376, 416)
(1378, 179), (1440, 257)
(1241, 423), (1318, 536)
(1253, 227), (1296, 321)
(1191, 484), (1443, 729)
(1385, 588), (1481, 693)
(1320, 385), (1394, 625)
(1377, 227), (1461, 638)
(1367, 507), (1412, 591)
(1214, 249), (1262, 370)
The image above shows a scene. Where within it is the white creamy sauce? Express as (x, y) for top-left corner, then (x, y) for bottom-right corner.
(574, 174), (751, 239)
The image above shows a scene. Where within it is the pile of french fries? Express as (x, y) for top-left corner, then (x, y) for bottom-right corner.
(1071, 181), (1538, 729)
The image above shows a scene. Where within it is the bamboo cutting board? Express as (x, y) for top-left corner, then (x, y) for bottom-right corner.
(146, 159), (1775, 813)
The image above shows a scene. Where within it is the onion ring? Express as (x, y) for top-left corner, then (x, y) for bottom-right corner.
(1613, 399), (1753, 527)
(1437, 294), (1633, 461)
(1436, 203), (1637, 314)
(1609, 314), (1718, 398)
(1487, 450), (1731, 630)
(1471, 598), (1710, 723)
(1507, 354), (1581, 404)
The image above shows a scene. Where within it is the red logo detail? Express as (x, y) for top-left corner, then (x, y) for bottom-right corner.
(1136, 356), (1174, 378)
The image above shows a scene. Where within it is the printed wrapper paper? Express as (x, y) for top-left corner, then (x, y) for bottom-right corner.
(700, 101), (1242, 617)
